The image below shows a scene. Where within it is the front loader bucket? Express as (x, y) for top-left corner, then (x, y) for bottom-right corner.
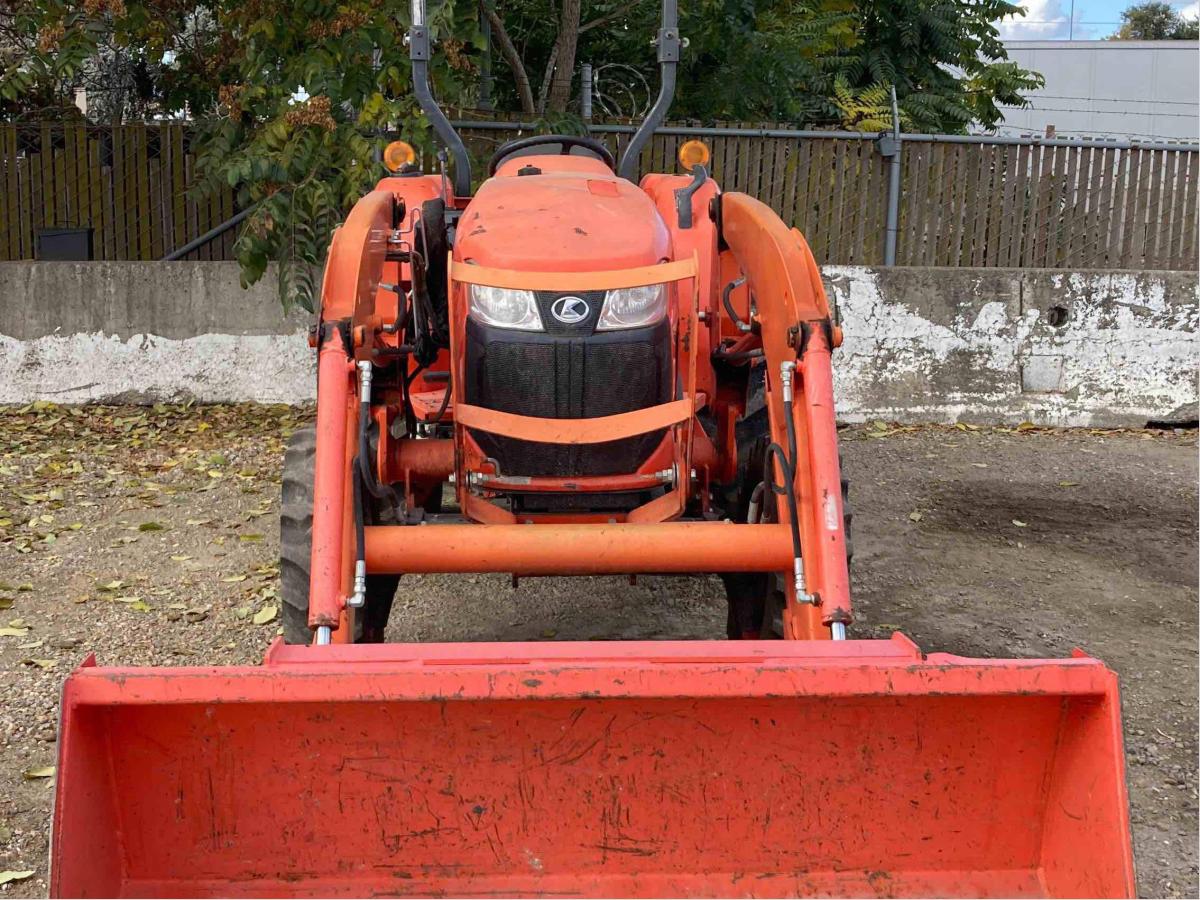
(52, 635), (1134, 898)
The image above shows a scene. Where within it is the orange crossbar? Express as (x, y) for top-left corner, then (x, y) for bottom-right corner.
(364, 523), (793, 574)
(455, 397), (692, 444)
(449, 256), (697, 291)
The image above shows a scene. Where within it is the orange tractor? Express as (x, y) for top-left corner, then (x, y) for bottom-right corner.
(52, 2), (1135, 896)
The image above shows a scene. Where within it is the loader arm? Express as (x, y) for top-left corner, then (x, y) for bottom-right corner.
(719, 192), (853, 638)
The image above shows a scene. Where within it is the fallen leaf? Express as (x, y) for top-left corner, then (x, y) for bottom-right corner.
(222, 574), (247, 583)
(97, 580), (124, 592)
(252, 605), (278, 625)
(239, 533), (264, 543)
(1012, 519), (1027, 528)
(22, 765), (54, 780)
(0, 598), (12, 610)
(21, 658), (56, 669)
(908, 511), (923, 522)
(170, 555), (193, 562)
(0, 871), (34, 886)
(1058, 481), (1080, 487)
(137, 521), (167, 532)
(971, 462), (988, 468)
(129, 600), (153, 612)
(186, 518), (212, 526)
(0, 626), (30, 637)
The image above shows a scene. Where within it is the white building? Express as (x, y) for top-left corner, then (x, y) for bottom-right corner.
(987, 40), (1199, 142)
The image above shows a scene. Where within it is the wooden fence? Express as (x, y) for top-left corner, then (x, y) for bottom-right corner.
(459, 121), (1198, 270)
(2, 121), (1196, 270)
(0, 123), (236, 261)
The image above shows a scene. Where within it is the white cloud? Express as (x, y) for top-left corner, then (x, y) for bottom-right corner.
(997, 0), (1071, 39)
(1179, 1), (1199, 19)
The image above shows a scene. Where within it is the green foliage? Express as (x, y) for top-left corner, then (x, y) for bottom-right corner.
(2, 0), (1043, 308)
(479, 0), (1041, 133)
(1111, 2), (1199, 39)
(831, 79), (911, 132)
(1, 0), (483, 309)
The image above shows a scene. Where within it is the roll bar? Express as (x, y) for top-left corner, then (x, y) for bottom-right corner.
(616, 0), (680, 181)
(408, 0), (472, 196)
(406, 0), (680, 192)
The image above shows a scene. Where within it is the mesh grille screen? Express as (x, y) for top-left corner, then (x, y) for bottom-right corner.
(465, 320), (670, 477)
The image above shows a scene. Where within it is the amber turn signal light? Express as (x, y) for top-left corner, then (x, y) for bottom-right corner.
(678, 139), (710, 170)
(383, 140), (417, 172)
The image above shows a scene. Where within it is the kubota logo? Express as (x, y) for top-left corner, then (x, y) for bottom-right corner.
(551, 295), (590, 324)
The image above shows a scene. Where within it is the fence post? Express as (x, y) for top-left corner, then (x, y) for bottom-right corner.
(581, 64), (593, 122)
(880, 86), (903, 266)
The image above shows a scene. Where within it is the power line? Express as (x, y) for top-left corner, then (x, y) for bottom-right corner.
(1000, 106), (1199, 118)
(1023, 94), (1199, 106)
(991, 122), (1198, 141)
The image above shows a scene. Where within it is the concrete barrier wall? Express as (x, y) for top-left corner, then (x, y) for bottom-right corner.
(0, 262), (1195, 425)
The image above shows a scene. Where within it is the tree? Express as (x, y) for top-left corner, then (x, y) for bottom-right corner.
(1111, 2), (1200, 39)
(480, 0), (1042, 133)
(2, 0), (1042, 307)
(2, 0), (481, 308)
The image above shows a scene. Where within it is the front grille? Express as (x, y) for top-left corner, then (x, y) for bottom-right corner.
(465, 317), (671, 477)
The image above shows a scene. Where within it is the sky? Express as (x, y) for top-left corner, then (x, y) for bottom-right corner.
(997, 0), (1200, 39)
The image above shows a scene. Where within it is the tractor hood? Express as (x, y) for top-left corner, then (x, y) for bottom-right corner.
(455, 158), (670, 272)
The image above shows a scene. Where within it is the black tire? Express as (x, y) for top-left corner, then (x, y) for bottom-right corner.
(279, 425), (400, 644)
(720, 434), (853, 639)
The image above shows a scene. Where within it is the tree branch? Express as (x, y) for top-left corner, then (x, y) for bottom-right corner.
(479, 1), (535, 115)
(580, 0), (640, 35)
(545, 0), (580, 113)
(536, 41), (558, 114)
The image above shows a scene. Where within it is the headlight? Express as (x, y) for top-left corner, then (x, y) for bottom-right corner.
(468, 285), (543, 331)
(596, 283), (667, 331)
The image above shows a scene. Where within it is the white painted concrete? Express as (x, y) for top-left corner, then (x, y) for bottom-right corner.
(0, 331), (315, 405)
(0, 263), (1195, 425)
(825, 267), (1199, 426)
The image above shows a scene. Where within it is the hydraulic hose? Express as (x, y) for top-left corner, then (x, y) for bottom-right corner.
(721, 276), (749, 332)
(713, 345), (763, 363)
(765, 442), (802, 567)
(762, 362), (811, 605)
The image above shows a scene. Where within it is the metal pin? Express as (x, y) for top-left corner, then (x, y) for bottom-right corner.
(831, 622), (847, 641)
(315, 626), (332, 645)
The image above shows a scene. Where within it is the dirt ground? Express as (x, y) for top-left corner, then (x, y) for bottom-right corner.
(0, 404), (1195, 897)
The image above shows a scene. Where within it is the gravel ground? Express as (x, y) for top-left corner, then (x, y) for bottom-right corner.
(0, 404), (1195, 897)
